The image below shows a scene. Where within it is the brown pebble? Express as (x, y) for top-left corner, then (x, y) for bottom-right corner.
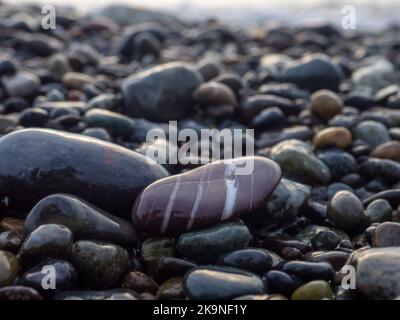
(313, 127), (352, 149)
(371, 141), (400, 162)
(372, 222), (400, 247)
(193, 82), (237, 107)
(310, 89), (343, 121)
(122, 271), (159, 294)
(0, 218), (24, 235)
(156, 277), (185, 300)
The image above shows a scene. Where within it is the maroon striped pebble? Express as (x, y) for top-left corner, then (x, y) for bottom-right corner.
(132, 156), (281, 234)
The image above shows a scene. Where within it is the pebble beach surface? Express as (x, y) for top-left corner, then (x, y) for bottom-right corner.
(0, 2), (400, 300)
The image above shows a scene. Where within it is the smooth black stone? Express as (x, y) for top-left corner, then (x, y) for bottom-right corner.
(19, 108), (49, 127)
(154, 257), (198, 282)
(263, 270), (302, 297)
(0, 129), (168, 218)
(360, 158), (400, 182)
(19, 224), (73, 268)
(183, 266), (265, 300)
(0, 55), (17, 76)
(280, 56), (343, 92)
(216, 249), (273, 275)
(249, 107), (286, 129)
(282, 261), (335, 281)
(362, 189), (400, 207)
(17, 260), (77, 296)
(24, 194), (138, 247)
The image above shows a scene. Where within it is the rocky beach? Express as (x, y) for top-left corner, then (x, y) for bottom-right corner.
(0, 1), (400, 301)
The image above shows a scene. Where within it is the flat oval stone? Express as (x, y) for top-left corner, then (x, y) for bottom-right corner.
(0, 129), (168, 218)
(177, 222), (251, 263)
(132, 156), (281, 234)
(183, 266), (264, 300)
(313, 127), (352, 149)
(371, 141), (400, 162)
(282, 261), (335, 281)
(24, 194), (138, 247)
(217, 248), (273, 275)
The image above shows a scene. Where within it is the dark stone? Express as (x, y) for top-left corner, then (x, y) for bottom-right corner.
(183, 266), (264, 300)
(0, 129), (168, 218)
(154, 257), (197, 282)
(0, 231), (22, 252)
(372, 222), (400, 247)
(122, 271), (159, 294)
(71, 240), (129, 289)
(282, 261), (335, 281)
(132, 157), (281, 234)
(18, 260), (77, 296)
(263, 270), (302, 297)
(122, 62), (203, 122)
(19, 108), (49, 127)
(360, 159), (400, 182)
(280, 56), (343, 92)
(24, 194), (138, 247)
(0, 286), (43, 300)
(53, 288), (139, 300)
(217, 248), (273, 275)
(318, 150), (357, 181)
(19, 224), (73, 268)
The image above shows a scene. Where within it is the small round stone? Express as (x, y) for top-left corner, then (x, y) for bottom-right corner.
(372, 222), (400, 247)
(311, 230), (340, 250)
(19, 108), (49, 127)
(122, 271), (159, 294)
(193, 81), (237, 107)
(310, 90), (343, 121)
(327, 191), (365, 230)
(71, 240), (129, 289)
(156, 277), (185, 300)
(365, 199), (392, 224)
(371, 141), (400, 162)
(291, 280), (334, 300)
(313, 127), (352, 149)
(354, 120), (390, 148)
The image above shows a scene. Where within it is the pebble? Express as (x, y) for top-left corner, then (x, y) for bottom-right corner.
(71, 240), (129, 289)
(349, 247), (400, 299)
(54, 289), (139, 300)
(19, 224), (73, 268)
(122, 271), (159, 294)
(327, 191), (365, 231)
(270, 139), (331, 185)
(291, 280), (333, 300)
(1, 71), (41, 98)
(177, 222), (251, 263)
(311, 230), (340, 250)
(313, 127), (352, 149)
(263, 270), (302, 297)
(0, 129), (168, 217)
(0, 250), (19, 287)
(365, 199), (392, 224)
(122, 62), (203, 122)
(81, 127), (112, 141)
(156, 277), (185, 300)
(249, 178), (311, 225)
(372, 222), (400, 247)
(62, 72), (94, 89)
(354, 120), (390, 148)
(310, 90), (343, 121)
(280, 55), (343, 92)
(24, 194), (138, 247)
(371, 141), (400, 162)
(141, 237), (175, 267)
(0, 286), (43, 300)
(282, 261), (335, 281)
(84, 108), (135, 137)
(18, 260), (77, 296)
(193, 82), (237, 107)
(360, 158), (400, 182)
(183, 266), (264, 300)
(19, 108), (49, 128)
(132, 156), (281, 234)
(0, 231), (22, 253)
(216, 248), (273, 275)
(153, 257), (197, 282)
(318, 150), (357, 181)
(0, 218), (24, 235)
